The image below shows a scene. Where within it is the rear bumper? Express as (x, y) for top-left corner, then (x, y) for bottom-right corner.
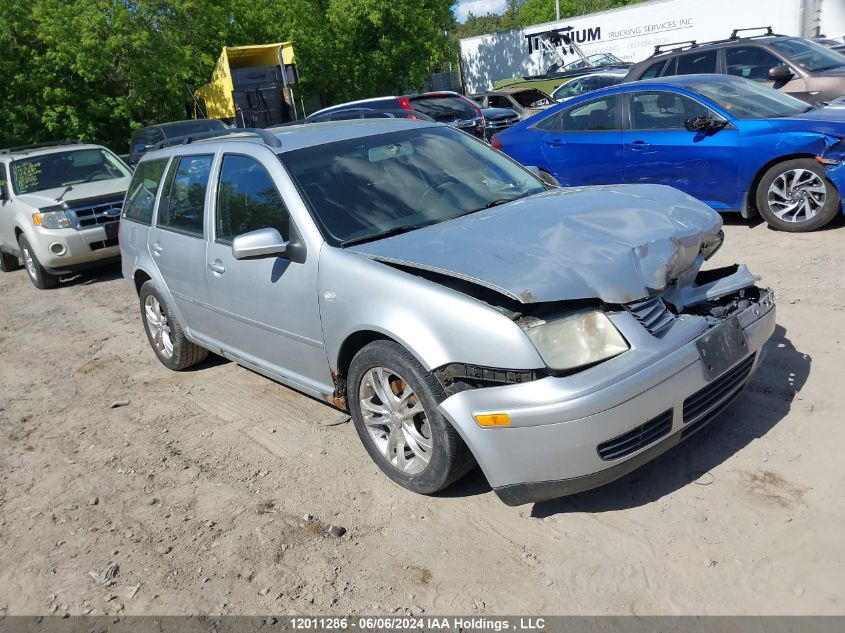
(438, 290), (776, 505)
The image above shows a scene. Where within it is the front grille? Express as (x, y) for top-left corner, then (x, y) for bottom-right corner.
(597, 409), (673, 461)
(683, 354), (755, 427)
(66, 198), (123, 229)
(486, 118), (519, 129)
(625, 295), (675, 336)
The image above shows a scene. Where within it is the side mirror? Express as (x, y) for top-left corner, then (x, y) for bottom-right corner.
(769, 64), (794, 82)
(231, 227), (288, 260)
(684, 116), (727, 133)
(525, 166), (560, 188)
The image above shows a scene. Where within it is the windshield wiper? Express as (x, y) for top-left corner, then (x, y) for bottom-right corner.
(341, 221), (435, 247)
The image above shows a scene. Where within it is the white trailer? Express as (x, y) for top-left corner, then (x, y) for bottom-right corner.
(459, 0), (845, 93)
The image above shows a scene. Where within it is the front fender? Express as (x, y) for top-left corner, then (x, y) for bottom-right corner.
(317, 247), (545, 374)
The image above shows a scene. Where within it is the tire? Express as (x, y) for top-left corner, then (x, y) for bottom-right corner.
(18, 235), (58, 289)
(0, 250), (19, 272)
(755, 158), (841, 232)
(347, 340), (475, 495)
(139, 280), (208, 371)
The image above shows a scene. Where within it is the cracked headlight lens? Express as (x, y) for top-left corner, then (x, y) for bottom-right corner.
(523, 310), (629, 371)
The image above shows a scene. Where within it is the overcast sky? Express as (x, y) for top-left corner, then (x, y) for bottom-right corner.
(455, 0), (508, 22)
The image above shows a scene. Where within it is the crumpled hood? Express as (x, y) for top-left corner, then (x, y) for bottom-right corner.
(351, 184), (722, 305)
(14, 179), (129, 210)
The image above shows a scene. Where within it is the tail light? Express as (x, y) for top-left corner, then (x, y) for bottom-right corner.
(490, 134), (503, 151)
(397, 97), (413, 111)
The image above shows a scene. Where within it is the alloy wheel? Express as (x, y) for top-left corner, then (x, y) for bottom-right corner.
(144, 294), (174, 358)
(767, 168), (827, 223)
(358, 366), (432, 474)
(22, 245), (37, 280)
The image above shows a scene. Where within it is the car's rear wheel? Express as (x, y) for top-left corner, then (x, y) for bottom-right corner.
(139, 280), (208, 371)
(18, 235), (58, 289)
(755, 158), (840, 232)
(0, 250), (19, 272)
(347, 340), (475, 494)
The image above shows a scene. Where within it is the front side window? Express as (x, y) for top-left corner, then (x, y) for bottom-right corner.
(553, 77), (588, 99)
(725, 46), (785, 81)
(157, 154), (212, 236)
(123, 158), (168, 225)
(280, 126), (545, 246)
(10, 148), (130, 195)
(770, 38), (845, 72)
(215, 155), (290, 243)
(640, 59), (668, 79)
(538, 96), (620, 132)
(628, 91), (714, 130)
(675, 49), (718, 75)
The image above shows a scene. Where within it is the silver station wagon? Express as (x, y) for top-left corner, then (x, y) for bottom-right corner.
(119, 121), (775, 505)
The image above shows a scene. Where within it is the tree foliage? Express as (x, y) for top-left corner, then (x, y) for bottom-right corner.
(0, 0), (456, 151)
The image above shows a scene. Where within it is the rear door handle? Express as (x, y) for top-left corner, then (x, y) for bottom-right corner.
(543, 138), (566, 147)
(151, 242), (164, 255)
(208, 261), (226, 275)
(627, 140), (651, 150)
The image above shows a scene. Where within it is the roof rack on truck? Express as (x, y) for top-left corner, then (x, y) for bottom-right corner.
(653, 40), (698, 55)
(151, 127), (282, 151)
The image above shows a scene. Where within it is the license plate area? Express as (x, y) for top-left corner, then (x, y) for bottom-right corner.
(696, 316), (748, 381)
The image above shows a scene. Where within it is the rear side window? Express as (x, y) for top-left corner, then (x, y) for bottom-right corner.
(675, 50), (718, 75)
(157, 154), (213, 237)
(215, 155), (290, 243)
(726, 46), (784, 80)
(409, 96), (476, 121)
(162, 121), (215, 138)
(639, 59), (668, 79)
(123, 158), (168, 225)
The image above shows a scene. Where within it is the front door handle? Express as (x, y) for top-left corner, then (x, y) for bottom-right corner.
(543, 138), (566, 147)
(151, 242), (164, 255)
(208, 261), (226, 275)
(627, 140), (651, 150)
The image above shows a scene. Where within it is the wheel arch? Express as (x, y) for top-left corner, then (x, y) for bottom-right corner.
(133, 268), (152, 296)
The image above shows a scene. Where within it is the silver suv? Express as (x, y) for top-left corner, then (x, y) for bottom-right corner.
(120, 121), (775, 505)
(0, 141), (132, 288)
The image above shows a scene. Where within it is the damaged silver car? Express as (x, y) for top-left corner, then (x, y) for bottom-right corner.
(119, 121), (775, 505)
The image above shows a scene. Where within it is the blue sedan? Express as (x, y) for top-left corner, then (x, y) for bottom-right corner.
(491, 75), (845, 232)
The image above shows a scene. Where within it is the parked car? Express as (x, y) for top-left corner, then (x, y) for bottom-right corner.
(815, 35), (845, 55)
(119, 121), (774, 505)
(471, 86), (555, 120)
(0, 140), (132, 288)
(299, 109), (433, 123)
(624, 27), (845, 104)
(128, 119), (229, 166)
(550, 70), (627, 101)
(492, 74), (845, 232)
(307, 92), (485, 139)
(477, 107), (521, 141)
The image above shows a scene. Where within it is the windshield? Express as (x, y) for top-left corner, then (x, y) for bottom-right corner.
(770, 38), (845, 72)
(11, 148), (130, 194)
(280, 126), (546, 246)
(686, 77), (809, 118)
(408, 96), (477, 122)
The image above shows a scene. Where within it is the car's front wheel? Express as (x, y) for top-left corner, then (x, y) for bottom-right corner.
(755, 158), (840, 232)
(18, 235), (58, 289)
(347, 340), (475, 494)
(139, 280), (208, 371)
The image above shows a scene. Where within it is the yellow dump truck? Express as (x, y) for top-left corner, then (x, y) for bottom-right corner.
(195, 43), (299, 128)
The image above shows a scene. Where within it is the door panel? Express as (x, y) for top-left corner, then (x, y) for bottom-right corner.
(150, 154), (216, 337)
(204, 154), (326, 393)
(536, 95), (623, 185)
(622, 91), (741, 208)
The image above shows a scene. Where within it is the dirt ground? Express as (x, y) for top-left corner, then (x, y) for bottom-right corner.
(1, 215), (844, 617)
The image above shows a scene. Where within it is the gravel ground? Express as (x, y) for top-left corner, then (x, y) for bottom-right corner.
(1, 215), (843, 616)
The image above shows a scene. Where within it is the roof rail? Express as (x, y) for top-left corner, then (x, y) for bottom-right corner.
(653, 40), (698, 55)
(0, 139), (84, 155)
(151, 127), (282, 151)
(730, 26), (777, 39)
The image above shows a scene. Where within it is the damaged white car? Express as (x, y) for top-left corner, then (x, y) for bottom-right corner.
(119, 121), (775, 505)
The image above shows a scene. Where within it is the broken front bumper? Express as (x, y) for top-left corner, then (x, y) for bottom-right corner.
(438, 288), (776, 506)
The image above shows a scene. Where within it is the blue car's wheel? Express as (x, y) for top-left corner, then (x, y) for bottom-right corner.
(756, 158), (840, 232)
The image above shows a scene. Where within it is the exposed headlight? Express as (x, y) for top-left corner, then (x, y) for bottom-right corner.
(33, 210), (70, 229)
(522, 310), (629, 371)
(700, 230), (724, 261)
